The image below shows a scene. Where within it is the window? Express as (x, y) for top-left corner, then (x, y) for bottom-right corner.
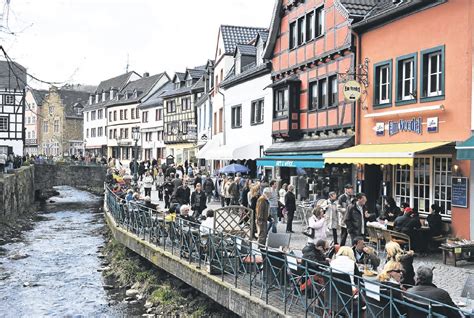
(315, 6), (324, 37)
(167, 100), (176, 113)
(0, 116), (7, 131)
(309, 82), (318, 110)
(213, 112), (217, 135)
(274, 87), (289, 118)
(167, 122), (178, 135)
(328, 75), (338, 106)
(145, 132), (152, 141)
(396, 54), (417, 103)
(186, 78), (193, 87)
(251, 99), (264, 125)
(306, 11), (314, 41)
(136, 108), (139, 119)
(142, 111), (148, 123)
(182, 121), (190, 134)
(433, 157), (452, 216)
(113, 111), (117, 121)
(86, 128), (89, 138)
(5, 95), (14, 105)
(91, 128), (96, 137)
(318, 78), (327, 109)
(32, 131), (35, 138)
(297, 17), (305, 46)
(53, 119), (59, 133)
(98, 127), (103, 137)
(231, 105), (242, 128)
(374, 61), (392, 106)
(49, 106), (54, 115)
(109, 129), (113, 138)
(43, 120), (48, 133)
(155, 109), (162, 121)
(174, 81), (180, 89)
(91, 110), (96, 121)
(289, 22), (297, 49)
(97, 109), (103, 119)
(120, 110), (123, 120)
(413, 158), (431, 214)
(157, 131), (163, 141)
(109, 111), (112, 121)
(124, 109), (128, 120)
(421, 46), (444, 99)
(131, 109), (135, 119)
(124, 128), (129, 139)
(395, 164), (411, 208)
(219, 108), (223, 133)
(182, 97), (191, 111)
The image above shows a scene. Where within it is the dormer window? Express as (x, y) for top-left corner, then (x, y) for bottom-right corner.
(124, 91), (129, 100)
(256, 39), (264, 66)
(133, 89), (138, 98)
(174, 82), (180, 89)
(110, 87), (117, 100)
(186, 79), (193, 87)
(235, 52), (241, 75)
(95, 93), (99, 104)
(102, 91), (107, 101)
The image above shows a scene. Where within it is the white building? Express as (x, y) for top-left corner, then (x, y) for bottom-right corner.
(138, 80), (173, 162)
(83, 72), (140, 157)
(0, 61), (27, 156)
(199, 30), (273, 176)
(24, 88), (47, 155)
(106, 72), (169, 165)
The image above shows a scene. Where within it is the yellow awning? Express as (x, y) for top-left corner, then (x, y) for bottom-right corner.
(323, 142), (451, 166)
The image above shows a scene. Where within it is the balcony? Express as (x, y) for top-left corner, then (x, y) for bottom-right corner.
(25, 138), (38, 145)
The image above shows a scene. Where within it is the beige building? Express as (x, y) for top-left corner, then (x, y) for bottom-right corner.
(39, 86), (89, 157)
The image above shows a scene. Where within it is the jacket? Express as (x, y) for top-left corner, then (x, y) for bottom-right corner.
(143, 175), (154, 188)
(190, 191), (207, 212)
(352, 247), (381, 269)
(408, 284), (462, 317)
(345, 203), (374, 236)
(284, 191), (296, 212)
(307, 215), (326, 244)
(302, 244), (329, 272)
(228, 182), (240, 199)
(337, 193), (353, 228)
(255, 195), (269, 223)
(427, 213), (443, 236)
(203, 179), (215, 193)
(326, 199), (338, 229)
(175, 186), (190, 205)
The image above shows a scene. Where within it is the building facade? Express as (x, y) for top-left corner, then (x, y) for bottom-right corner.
(24, 88), (47, 155)
(324, 0), (474, 239)
(0, 61), (27, 156)
(83, 72), (140, 157)
(162, 66), (206, 167)
(39, 87), (89, 157)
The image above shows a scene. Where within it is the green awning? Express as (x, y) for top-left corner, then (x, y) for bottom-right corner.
(456, 135), (474, 160)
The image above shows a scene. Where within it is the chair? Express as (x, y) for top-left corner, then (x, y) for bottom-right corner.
(325, 271), (354, 317)
(403, 296), (448, 318)
(285, 254), (305, 311)
(367, 225), (383, 252)
(388, 230), (411, 251)
(362, 280), (405, 318)
(267, 232), (291, 249)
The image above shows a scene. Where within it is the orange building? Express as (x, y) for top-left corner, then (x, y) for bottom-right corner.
(259, 0), (376, 196)
(324, 0), (474, 239)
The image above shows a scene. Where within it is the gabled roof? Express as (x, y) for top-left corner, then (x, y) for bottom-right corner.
(256, 30), (270, 44)
(111, 73), (166, 106)
(31, 88), (48, 106)
(0, 60), (27, 90)
(138, 81), (174, 109)
(220, 62), (271, 89)
(339, 0), (378, 17)
(174, 72), (186, 82)
(220, 25), (267, 55)
(186, 67), (206, 80)
(191, 76), (205, 91)
(96, 71), (139, 93)
(55, 89), (90, 118)
(235, 44), (257, 57)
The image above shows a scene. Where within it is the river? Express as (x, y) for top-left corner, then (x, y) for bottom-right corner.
(0, 186), (134, 317)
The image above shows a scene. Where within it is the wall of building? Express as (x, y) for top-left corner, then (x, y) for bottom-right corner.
(0, 166), (35, 219)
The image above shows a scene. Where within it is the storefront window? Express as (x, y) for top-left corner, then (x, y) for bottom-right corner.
(413, 158), (430, 213)
(433, 157), (452, 216)
(395, 164), (411, 206)
(306, 165), (352, 199)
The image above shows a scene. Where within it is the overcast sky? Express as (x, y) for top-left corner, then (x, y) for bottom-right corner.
(1, 0), (275, 89)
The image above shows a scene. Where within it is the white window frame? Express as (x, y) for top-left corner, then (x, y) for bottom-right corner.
(427, 52), (442, 97)
(401, 59), (415, 101)
(251, 99), (264, 125)
(379, 65), (390, 104)
(5, 95), (14, 105)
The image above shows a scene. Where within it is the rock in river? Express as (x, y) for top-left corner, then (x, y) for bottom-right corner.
(8, 253), (29, 260)
(125, 289), (139, 298)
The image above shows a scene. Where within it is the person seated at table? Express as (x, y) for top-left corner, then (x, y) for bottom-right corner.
(408, 266), (462, 318)
(165, 204), (178, 222)
(382, 197), (401, 222)
(330, 246), (361, 285)
(143, 196), (156, 210)
(376, 260), (406, 316)
(427, 204), (443, 237)
(179, 204), (198, 225)
(352, 236), (380, 269)
(302, 239), (331, 272)
(385, 241), (415, 289)
(199, 209), (215, 236)
(125, 189), (134, 202)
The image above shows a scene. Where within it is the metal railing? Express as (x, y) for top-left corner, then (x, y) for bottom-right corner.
(104, 185), (471, 318)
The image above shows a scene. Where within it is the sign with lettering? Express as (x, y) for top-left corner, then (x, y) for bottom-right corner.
(388, 117), (422, 136)
(452, 177), (468, 208)
(427, 117), (439, 133)
(276, 160), (295, 167)
(375, 122), (385, 136)
(343, 80), (362, 102)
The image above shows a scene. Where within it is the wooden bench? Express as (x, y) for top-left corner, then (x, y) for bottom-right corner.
(439, 243), (474, 267)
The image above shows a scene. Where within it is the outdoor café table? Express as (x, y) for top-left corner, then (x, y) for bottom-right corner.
(440, 242), (474, 267)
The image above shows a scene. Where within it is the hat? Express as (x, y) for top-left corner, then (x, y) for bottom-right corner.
(404, 207), (413, 214)
(344, 184), (353, 189)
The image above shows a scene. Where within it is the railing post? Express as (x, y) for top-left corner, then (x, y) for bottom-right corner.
(283, 253), (288, 315)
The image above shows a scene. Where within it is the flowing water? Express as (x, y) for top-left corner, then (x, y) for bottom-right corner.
(0, 186), (133, 317)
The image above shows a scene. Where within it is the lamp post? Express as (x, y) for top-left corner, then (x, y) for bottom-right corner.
(131, 126), (141, 186)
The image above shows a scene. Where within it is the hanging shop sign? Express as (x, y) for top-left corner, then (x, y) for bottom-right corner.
(375, 122), (385, 136)
(388, 117), (422, 136)
(343, 80), (362, 102)
(427, 117), (439, 133)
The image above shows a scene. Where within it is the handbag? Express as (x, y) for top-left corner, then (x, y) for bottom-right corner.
(302, 226), (315, 238)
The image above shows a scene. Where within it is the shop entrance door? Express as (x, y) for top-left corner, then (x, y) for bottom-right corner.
(364, 165), (382, 215)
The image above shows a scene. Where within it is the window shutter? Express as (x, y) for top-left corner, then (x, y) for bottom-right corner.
(422, 56), (428, 97)
(397, 61), (403, 101)
(374, 67), (380, 104)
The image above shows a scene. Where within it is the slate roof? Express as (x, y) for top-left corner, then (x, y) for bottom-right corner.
(265, 136), (354, 155)
(96, 71), (138, 93)
(220, 25), (267, 55)
(174, 72), (186, 82)
(113, 73), (166, 106)
(220, 62), (271, 89)
(236, 44), (257, 56)
(194, 94), (208, 108)
(138, 81), (174, 109)
(31, 88), (48, 106)
(0, 60), (27, 90)
(56, 89), (90, 119)
(256, 30), (269, 43)
(159, 85), (192, 99)
(191, 76), (205, 91)
(187, 68), (206, 80)
(339, 0), (378, 17)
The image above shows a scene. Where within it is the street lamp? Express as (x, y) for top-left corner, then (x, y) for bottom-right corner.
(131, 126), (141, 186)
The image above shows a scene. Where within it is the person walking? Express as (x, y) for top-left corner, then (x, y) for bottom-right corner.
(142, 171), (154, 197)
(203, 176), (215, 204)
(156, 169), (165, 201)
(224, 177), (232, 206)
(337, 184), (353, 246)
(307, 206), (327, 244)
(284, 185), (296, 233)
(249, 184), (260, 239)
(162, 176), (174, 209)
(345, 193), (374, 240)
(138, 161), (145, 181)
(268, 180), (279, 233)
(256, 188), (271, 246)
(229, 178), (240, 205)
(326, 191), (339, 244)
(190, 183), (207, 217)
(241, 179), (251, 207)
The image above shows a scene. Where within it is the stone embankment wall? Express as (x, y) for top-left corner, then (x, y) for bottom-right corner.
(34, 164), (107, 195)
(0, 166), (35, 219)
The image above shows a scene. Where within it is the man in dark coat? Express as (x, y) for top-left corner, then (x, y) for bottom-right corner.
(203, 177), (215, 203)
(175, 182), (191, 206)
(284, 185), (296, 233)
(351, 236), (380, 269)
(190, 183), (207, 217)
(162, 177), (174, 209)
(171, 173), (182, 196)
(256, 188), (271, 246)
(408, 266), (462, 318)
(344, 193), (375, 239)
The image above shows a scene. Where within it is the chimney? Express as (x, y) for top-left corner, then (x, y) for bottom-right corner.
(110, 87), (117, 100)
(143, 72), (149, 78)
(89, 94), (93, 105)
